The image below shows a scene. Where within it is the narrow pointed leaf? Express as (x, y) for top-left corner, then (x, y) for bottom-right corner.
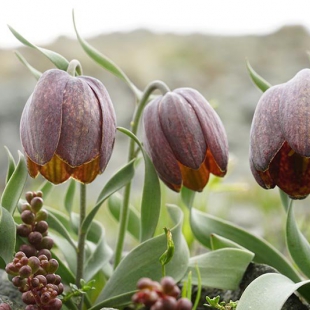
(8, 25), (69, 70)
(84, 220), (113, 282)
(65, 179), (76, 215)
(1, 152), (28, 214)
(211, 233), (245, 250)
(237, 274), (310, 310)
(0, 207), (16, 264)
(82, 159), (136, 234)
(188, 248), (254, 290)
(14, 51), (42, 80)
(94, 205), (189, 309)
(246, 60), (271, 92)
(108, 193), (140, 240)
(190, 207), (301, 283)
(72, 10), (140, 97)
(118, 127), (161, 242)
(4, 146), (16, 184)
(286, 204), (310, 278)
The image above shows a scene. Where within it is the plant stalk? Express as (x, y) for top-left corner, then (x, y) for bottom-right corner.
(76, 183), (87, 309)
(113, 80), (170, 269)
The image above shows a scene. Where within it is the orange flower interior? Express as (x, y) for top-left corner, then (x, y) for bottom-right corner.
(26, 154), (100, 184)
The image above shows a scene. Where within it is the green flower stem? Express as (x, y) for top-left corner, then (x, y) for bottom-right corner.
(67, 59), (83, 76)
(113, 80), (170, 269)
(76, 183), (87, 309)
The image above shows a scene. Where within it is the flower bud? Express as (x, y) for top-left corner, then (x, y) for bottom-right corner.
(175, 298), (193, 310)
(17, 224), (32, 237)
(47, 259), (59, 273)
(28, 231), (43, 246)
(34, 209), (48, 222)
(28, 256), (40, 274)
(19, 244), (37, 258)
(21, 210), (35, 225)
(30, 196), (43, 213)
(22, 291), (36, 305)
(19, 265), (32, 278)
(25, 192), (34, 204)
(34, 221), (48, 234)
(20, 69), (116, 185)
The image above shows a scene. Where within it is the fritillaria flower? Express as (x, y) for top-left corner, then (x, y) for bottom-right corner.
(250, 69), (310, 199)
(20, 69), (116, 184)
(143, 88), (228, 192)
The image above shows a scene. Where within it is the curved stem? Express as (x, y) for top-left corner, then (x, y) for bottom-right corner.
(76, 183), (87, 309)
(113, 80), (170, 269)
(67, 59), (83, 76)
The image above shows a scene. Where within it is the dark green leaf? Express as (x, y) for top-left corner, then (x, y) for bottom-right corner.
(190, 207), (301, 283)
(82, 159), (136, 234)
(117, 127), (161, 242)
(188, 248), (254, 290)
(72, 10), (141, 97)
(94, 205), (189, 308)
(65, 179), (76, 216)
(14, 51), (42, 80)
(286, 203), (310, 278)
(1, 152), (28, 214)
(237, 274), (310, 310)
(4, 146), (16, 184)
(108, 193), (140, 240)
(246, 60), (272, 92)
(0, 207), (16, 263)
(8, 25), (69, 70)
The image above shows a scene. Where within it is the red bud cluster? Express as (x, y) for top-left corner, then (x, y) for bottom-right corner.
(132, 277), (192, 310)
(5, 191), (63, 310)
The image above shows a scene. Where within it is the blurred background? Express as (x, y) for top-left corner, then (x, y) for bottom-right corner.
(1, 0), (310, 250)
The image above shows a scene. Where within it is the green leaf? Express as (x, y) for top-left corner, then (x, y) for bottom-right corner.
(1, 152), (28, 214)
(82, 159), (136, 235)
(72, 10), (141, 98)
(93, 205), (189, 309)
(37, 180), (54, 199)
(4, 146), (16, 184)
(246, 60), (272, 92)
(0, 207), (16, 264)
(84, 220), (113, 282)
(190, 207), (301, 283)
(108, 193), (140, 240)
(188, 248), (254, 290)
(14, 51), (42, 80)
(65, 179), (76, 216)
(46, 211), (77, 250)
(118, 127), (161, 242)
(8, 25), (69, 70)
(211, 233), (246, 250)
(286, 203), (310, 278)
(237, 274), (310, 310)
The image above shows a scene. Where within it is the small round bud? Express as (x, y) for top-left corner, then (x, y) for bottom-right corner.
(137, 277), (154, 289)
(34, 191), (43, 198)
(48, 298), (62, 310)
(46, 273), (56, 283)
(20, 256), (29, 266)
(22, 291), (36, 305)
(17, 224), (32, 237)
(15, 251), (26, 260)
(47, 259), (59, 273)
(54, 274), (61, 285)
(25, 192), (34, 204)
(40, 291), (51, 305)
(21, 210), (35, 225)
(34, 221), (48, 234)
(28, 231), (43, 246)
(38, 236), (54, 250)
(35, 274), (47, 286)
(38, 249), (52, 260)
(21, 202), (32, 212)
(34, 209), (48, 222)
(161, 276), (177, 295)
(57, 282), (64, 295)
(0, 303), (12, 310)
(19, 265), (32, 278)
(152, 296), (177, 310)
(5, 262), (19, 275)
(28, 256), (40, 274)
(19, 244), (37, 258)
(175, 298), (193, 310)
(30, 197), (44, 213)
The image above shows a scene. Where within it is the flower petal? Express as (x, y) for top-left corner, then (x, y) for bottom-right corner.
(175, 88), (228, 173)
(80, 76), (116, 172)
(158, 92), (206, 169)
(26, 156), (39, 179)
(268, 142), (310, 199)
(280, 69), (310, 157)
(21, 69), (67, 165)
(178, 162), (210, 192)
(250, 84), (285, 171)
(38, 155), (71, 184)
(144, 97), (182, 190)
(56, 77), (101, 167)
(71, 156), (100, 184)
